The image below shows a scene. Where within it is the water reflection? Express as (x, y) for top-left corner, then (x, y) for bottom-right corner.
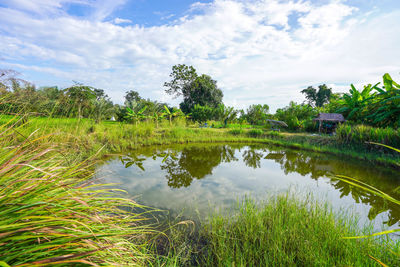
(114, 144), (399, 226)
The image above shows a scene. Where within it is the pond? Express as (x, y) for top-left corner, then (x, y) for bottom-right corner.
(95, 143), (400, 233)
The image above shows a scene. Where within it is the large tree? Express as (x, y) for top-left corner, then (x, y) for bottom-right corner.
(179, 74), (223, 113)
(240, 104), (270, 125)
(301, 84), (332, 108)
(124, 90), (141, 106)
(164, 64), (198, 98)
(164, 65), (223, 114)
(64, 84), (96, 119)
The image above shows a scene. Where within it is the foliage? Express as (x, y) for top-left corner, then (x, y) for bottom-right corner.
(215, 104), (238, 127)
(301, 84), (332, 107)
(164, 64), (198, 98)
(333, 73), (400, 128)
(275, 102), (318, 131)
(240, 104), (270, 125)
(124, 89), (142, 105)
(155, 195), (398, 266)
(64, 83), (96, 119)
(180, 74), (223, 113)
(0, 119), (153, 266)
(163, 105), (183, 126)
(247, 128), (264, 137)
(229, 128), (244, 135)
(125, 105), (147, 125)
(336, 124), (400, 148)
(190, 104), (215, 123)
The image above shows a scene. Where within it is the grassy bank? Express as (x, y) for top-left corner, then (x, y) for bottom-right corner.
(153, 195), (399, 266)
(1, 115), (399, 266)
(2, 115), (399, 168)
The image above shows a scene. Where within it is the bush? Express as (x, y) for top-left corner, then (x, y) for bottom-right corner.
(336, 124), (400, 148)
(247, 129), (263, 137)
(229, 128), (244, 135)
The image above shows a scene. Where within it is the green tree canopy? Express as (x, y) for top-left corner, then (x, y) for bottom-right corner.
(64, 84), (96, 119)
(301, 84), (332, 107)
(124, 90), (142, 105)
(179, 74), (223, 113)
(164, 64), (198, 98)
(240, 104), (270, 125)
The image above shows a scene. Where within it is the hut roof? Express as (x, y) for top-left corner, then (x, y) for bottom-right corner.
(266, 119), (288, 127)
(313, 113), (345, 122)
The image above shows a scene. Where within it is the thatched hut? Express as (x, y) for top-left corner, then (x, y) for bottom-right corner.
(313, 113), (345, 133)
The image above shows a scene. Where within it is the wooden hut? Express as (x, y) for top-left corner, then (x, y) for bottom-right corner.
(313, 113), (345, 133)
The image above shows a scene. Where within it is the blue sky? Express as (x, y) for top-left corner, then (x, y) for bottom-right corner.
(0, 0), (399, 111)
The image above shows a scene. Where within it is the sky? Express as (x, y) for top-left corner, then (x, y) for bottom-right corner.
(0, 0), (399, 111)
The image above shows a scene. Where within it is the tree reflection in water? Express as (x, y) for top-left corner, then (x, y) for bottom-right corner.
(120, 144), (400, 226)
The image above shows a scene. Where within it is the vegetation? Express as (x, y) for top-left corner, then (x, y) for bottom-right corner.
(153, 195), (399, 266)
(0, 118), (154, 266)
(1, 66), (400, 266)
(301, 84), (332, 108)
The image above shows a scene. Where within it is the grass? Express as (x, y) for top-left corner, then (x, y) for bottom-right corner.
(152, 195), (399, 266)
(1, 114), (399, 266)
(1, 114), (399, 168)
(336, 124), (400, 148)
(0, 117), (155, 266)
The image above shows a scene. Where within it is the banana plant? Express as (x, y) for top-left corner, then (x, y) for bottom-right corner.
(124, 105), (147, 126)
(217, 104), (238, 127)
(163, 105), (181, 126)
(367, 73), (400, 127)
(336, 83), (376, 121)
(152, 111), (164, 128)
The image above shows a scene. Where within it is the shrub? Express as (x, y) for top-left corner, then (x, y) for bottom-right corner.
(229, 128), (244, 135)
(336, 124), (400, 148)
(247, 129), (263, 137)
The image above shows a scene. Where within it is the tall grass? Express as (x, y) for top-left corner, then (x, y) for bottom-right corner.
(336, 124), (400, 148)
(153, 195), (399, 266)
(0, 118), (154, 266)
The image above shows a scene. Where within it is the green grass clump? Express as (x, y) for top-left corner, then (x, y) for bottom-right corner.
(247, 129), (263, 137)
(336, 124), (400, 148)
(228, 128), (244, 135)
(0, 121), (154, 266)
(201, 196), (398, 266)
(153, 195), (399, 266)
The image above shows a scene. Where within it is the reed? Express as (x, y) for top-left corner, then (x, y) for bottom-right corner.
(0, 118), (154, 266)
(336, 124), (400, 148)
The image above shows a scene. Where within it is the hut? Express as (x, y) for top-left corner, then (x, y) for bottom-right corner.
(313, 113), (345, 133)
(266, 119), (288, 131)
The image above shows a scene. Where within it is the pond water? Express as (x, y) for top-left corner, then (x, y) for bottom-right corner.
(95, 143), (400, 233)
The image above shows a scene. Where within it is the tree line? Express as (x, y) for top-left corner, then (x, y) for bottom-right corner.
(0, 66), (399, 130)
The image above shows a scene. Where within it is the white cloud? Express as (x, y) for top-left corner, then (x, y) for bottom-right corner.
(0, 0), (399, 111)
(113, 17), (132, 24)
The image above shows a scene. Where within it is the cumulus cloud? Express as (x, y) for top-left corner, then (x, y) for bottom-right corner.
(0, 0), (399, 110)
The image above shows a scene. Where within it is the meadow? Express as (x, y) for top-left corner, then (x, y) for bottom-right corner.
(0, 114), (399, 266)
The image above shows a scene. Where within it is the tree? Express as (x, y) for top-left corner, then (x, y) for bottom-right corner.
(215, 104), (238, 127)
(240, 104), (270, 125)
(124, 90), (141, 105)
(301, 84), (332, 107)
(64, 84), (96, 119)
(164, 65), (223, 114)
(179, 74), (223, 113)
(164, 64), (197, 98)
(275, 102), (318, 131)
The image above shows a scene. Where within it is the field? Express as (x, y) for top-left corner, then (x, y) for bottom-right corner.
(0, 115), (399, 266)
